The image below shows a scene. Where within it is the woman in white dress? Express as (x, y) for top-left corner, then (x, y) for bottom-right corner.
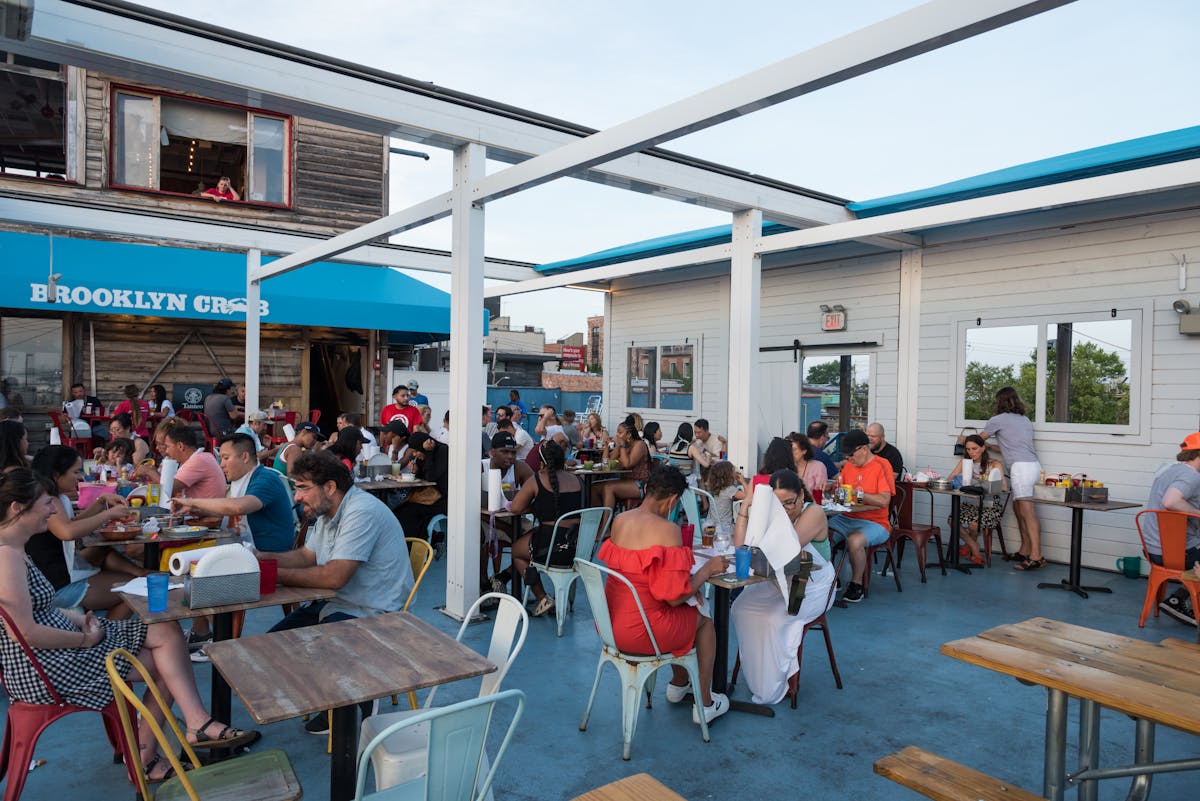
(730, 469), (834, 705)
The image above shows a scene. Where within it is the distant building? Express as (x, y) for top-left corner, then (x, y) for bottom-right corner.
(587, 315), (605, 372)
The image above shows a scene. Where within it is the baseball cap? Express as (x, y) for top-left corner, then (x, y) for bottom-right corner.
(407, 378), (420, 390)
(214, 377), (234, 391)
(383, 420), (410, 436)
(491, 432), (518, 451)
(1181, 432), (1200, 451)
(295, 421), (325, 440)
(840, 429), (870, 455)
(247, 410), (267, 422)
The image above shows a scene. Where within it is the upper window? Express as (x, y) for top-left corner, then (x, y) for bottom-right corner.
(626, 341), (697, 412)
(0, 52), (69, 180)
(957, 308), (1144, 435)
(111, 88), (290, 205)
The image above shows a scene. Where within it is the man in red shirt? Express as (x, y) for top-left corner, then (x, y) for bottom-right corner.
(826, 429), (894, 604)
(380, 384), (423, 432)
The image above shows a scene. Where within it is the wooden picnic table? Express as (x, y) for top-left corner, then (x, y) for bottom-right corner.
(206, 611), (496, 801)
(119, 584), (334, 722)
(1027, 497), (1142, 598)
(355, 477), (435, 494)
(82, 526), (240, 570)
(942, 616), (1200, 801)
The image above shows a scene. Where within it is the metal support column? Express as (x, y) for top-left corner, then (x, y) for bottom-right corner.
(443, 142), (486, 620)
(727, 209), (761, 471)
(244, 248), (261, 414)
(895, 249), (921, 459)
(1077, 698), (1100, 801)
(1044, 688), (1068, 801)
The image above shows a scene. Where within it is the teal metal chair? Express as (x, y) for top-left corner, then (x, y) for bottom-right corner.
(670, 486), (715, 525)
(359, 592), (528, 792)
(427, 514), (448, 560)
(575, 558), (710, 760)
(354, 689), (525, 801)
(521, 507), (613, 636)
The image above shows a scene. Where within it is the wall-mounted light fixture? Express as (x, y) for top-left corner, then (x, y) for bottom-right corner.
(1173, 297), (1200, 335)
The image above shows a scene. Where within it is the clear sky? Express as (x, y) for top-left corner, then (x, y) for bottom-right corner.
(134, 0), (1200, 339)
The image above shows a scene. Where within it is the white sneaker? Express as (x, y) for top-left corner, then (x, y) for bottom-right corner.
(189, 646), (210, 663)
(665, 682), (690, 703)
(692, 692), (729, 724)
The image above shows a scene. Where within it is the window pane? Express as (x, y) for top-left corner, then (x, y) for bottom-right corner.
(658, 345), (693, 410)
(627, 347), (656, 408)
(114, 93), (155, 187)
(250, 115), (285, 203)
(1044, 320), (1131, 425)
(0, 69), (66, 178)
(802, 354), (871, 433)
(159, 97), (247, 196)
(1, 317), (62, 410)
(963, 325), (1037, 420)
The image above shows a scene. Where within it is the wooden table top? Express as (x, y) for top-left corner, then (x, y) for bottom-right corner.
(119, 584), (335, 624)
(942, 617), (1200, 735)
(205, 611), (496, 724)
(568, 773), (688, 801)
(81, 526), (240, 549)
(1026, 498), (1141, 513)
(572, 468), (631, 476)
(821, 502), (881, 514)
(355, 477), (435, 492)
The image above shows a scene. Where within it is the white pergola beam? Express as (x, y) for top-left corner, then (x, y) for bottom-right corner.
(728, 210), (762, 472)
(482, 158), (1200, 296)
(470, 0), (1076, 205)
(0, 196), (536, 281)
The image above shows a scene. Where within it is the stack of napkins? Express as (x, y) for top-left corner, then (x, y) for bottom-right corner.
(744, 484), (801, 598)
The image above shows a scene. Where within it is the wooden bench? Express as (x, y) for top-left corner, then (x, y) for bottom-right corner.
(569, 773), (688, 801)
(874, 746), (1046, 801)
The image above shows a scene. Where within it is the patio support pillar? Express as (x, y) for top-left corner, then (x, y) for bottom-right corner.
(895, 248), (922, 463)
(244, 248), (261, 414)
(727, 208), (761, 472)
(444, 142), (486, 620)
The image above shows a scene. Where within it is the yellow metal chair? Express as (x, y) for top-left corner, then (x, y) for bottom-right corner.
(104, 648), (300, 801)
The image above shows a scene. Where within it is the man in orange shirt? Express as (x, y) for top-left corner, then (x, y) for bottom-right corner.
(827, 429), (894, 604)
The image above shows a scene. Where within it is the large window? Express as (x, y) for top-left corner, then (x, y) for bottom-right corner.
(111, 89), (290, 205)
(0, 52), (71, 180)
(626, 341), (697, 412)
(802, 354), (871, 433)
(957, 308), (1143, 434)
(0, 317), (63, 411)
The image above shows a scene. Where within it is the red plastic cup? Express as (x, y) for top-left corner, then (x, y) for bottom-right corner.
(257, 558), (278, 594)
(680, 523), (695, 549)
(812, 488), (823, 504)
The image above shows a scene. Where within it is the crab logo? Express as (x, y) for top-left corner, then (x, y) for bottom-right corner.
(184, 388), (204, 406)
(227, 297), (249, 313)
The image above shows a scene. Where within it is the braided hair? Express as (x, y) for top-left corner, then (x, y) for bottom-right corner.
(539, 438), (566, 523)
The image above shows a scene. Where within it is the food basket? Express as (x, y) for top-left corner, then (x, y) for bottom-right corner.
(99, 524), (140, 542)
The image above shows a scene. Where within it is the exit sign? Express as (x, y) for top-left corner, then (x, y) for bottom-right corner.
(820, 311), (846, 331)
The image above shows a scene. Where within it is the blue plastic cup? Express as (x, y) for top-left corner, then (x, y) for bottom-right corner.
(146, 572), (169, 613)
(735, 546), (752, 579)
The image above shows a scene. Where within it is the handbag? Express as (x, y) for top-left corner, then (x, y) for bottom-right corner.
(953, 427), (978, 456)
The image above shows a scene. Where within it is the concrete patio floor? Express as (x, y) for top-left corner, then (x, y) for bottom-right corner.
(9, 551), (1197, 801)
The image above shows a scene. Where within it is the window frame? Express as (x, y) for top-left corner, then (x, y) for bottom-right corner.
(952, 303), (1150, 440)
(624, 337), (701, 414)
(108, 84), (293, 208)
(0, 55), (82, 184)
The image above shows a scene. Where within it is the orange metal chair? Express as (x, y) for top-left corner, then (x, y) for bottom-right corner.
(0, 608), (134, 801)
(1135, 509), (1200, 627)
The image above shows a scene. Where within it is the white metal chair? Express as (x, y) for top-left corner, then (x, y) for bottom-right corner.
(575, 557), (710, 760)
(354, 689), (525, 801)
(366, 453), (392, 466)
(521, 507), (613, 636)
(358, 592), (528, 792)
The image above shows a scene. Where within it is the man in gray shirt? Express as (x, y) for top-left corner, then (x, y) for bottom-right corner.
(1143, 431), (1200, 624)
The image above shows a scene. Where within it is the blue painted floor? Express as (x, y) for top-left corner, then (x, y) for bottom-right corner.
(8, 554), (1197, 800)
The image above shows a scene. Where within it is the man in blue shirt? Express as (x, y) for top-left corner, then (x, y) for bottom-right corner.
(406, 378), (429, 407)
(806, 420), (839, 480)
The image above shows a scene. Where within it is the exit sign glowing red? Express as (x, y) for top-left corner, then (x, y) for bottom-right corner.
(820, 311), (846, 331)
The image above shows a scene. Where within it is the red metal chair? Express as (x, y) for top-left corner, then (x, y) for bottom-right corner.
(308, 409), (321, 427)
(861, 487), (902, 597)
(176, 409), (194, 422)
(1134, 509), (1200, 627)
(192, 411), (221, 452)
(729, 550), (847, 708)
(890, 483), (946, 582)
(0, 607), (135, 801)
(47, 411), (92, 459)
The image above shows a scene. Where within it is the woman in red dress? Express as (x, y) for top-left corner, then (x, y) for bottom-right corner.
(596, 463), (730, 724)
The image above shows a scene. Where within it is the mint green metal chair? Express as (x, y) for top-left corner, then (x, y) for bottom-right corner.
(670, 486), (715, 525)
(575, 558), (710, 760)
(354, 689), (524, 801)
(521, 507), (613, 636)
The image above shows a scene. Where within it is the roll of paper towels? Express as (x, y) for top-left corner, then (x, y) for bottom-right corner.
(962, 458), (974, 484)
(487, 468), (504, 512)
(49, 427), (61, 445)
(192, 543), (259, 577)
(283, 424), (296, 442)
(159, 458), (178, 500)
(169, 544), (225, 575)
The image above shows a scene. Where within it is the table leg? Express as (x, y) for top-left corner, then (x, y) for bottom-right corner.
(1125, 719), (1155, 801)
(1077, 698), (1100, 801)
(210, 612), (233, 724)
(329, 704), (359, 801)
(143, 542), (161, 572)
(1044, 688), (1068, 801)
(1038, 509), (1112, 599)
(709, 585), (773, 718)
(932, 495), (973, 574)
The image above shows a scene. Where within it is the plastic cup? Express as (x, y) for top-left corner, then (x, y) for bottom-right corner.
(146, 572), (169, 613)
(735, 546), (752, 579)
(391, 463), (402, 476)
(811, 487), (823, 504)
(680, 523), (695, 549)
(257, 558), (278, 594)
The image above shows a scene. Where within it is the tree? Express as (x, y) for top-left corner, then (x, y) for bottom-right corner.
(805, 361), (841, 386)
(964, 361), (1016, 420)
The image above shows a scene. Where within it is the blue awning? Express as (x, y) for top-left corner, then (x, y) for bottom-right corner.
(2, 231), (465, 340)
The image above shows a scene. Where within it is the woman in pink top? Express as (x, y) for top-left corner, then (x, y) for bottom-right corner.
(110, 384), (152, 438)
(788, 432), (829, 494)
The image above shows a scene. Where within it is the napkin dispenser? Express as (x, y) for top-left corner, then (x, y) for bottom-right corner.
(748, 547), (811, 580)
(183, 544), (260, 608)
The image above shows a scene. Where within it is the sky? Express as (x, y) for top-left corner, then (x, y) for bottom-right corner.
(132, 0), (1200, 339)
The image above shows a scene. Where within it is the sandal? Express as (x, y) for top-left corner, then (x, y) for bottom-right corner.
(144, 754), (193, 784)
(1005, 552), (1029, 563)
(1013, 557), (1045, 571)
(187, 717), (259, 750)
(532, 595), (555, 617)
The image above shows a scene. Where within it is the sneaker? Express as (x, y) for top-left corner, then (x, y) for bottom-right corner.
(532, 595), (555, 617)
(186, 631), (212, 652)
(304, 714), (330, 735)
(842, 582), (865, 604)
(665, 682), (690, 704)
(1159, 595), (1196, 626)
(189, 646), (210, 663)
(488, 576), (506, 594)
(692, 692), (729, 725)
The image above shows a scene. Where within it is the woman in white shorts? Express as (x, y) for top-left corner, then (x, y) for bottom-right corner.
(981, 387), (1044, 570)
